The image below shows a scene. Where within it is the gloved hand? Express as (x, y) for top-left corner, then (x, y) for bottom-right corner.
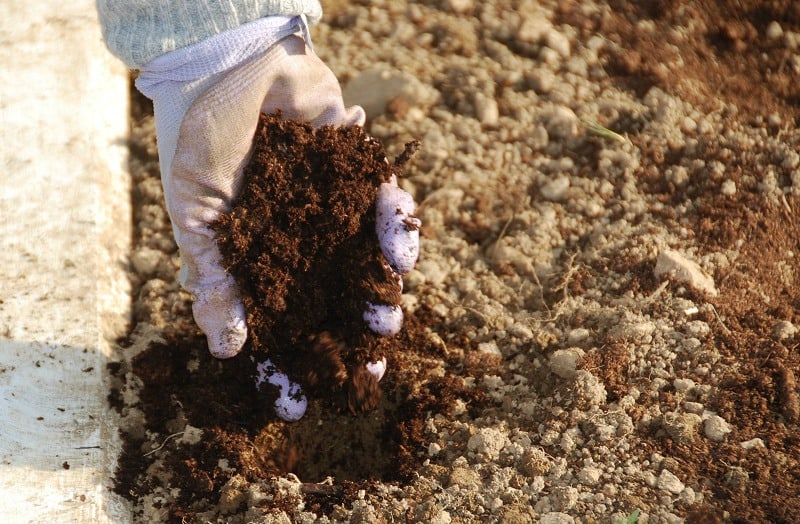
(136, 18), (419, 419)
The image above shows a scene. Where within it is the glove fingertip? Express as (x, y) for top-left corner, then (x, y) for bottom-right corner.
(363, 303), (403, 336)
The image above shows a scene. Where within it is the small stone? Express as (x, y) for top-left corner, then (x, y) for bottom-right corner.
(573, 370), (607, 407)
(578, 465), (602, 485)
(544, 106), (578, 140)
(724, 466), (749, 492)
(448, 466), (481, 488)
(704, 414), (733, 441)
(474, 93), (499, 126)
(642, 470), (658, 488)
(516, 17), (553, 44)
(467, 427), (507, 459)
(446, 0), (473, 13)
(179, 425), (204, 445)
(721, 179), (737, 195)
(540, 512), (575, 524)
(428, 442), (442, 456)
(684, 401), (705, 415)
(540, 176), (570, 201)
(530, 124), (549, 150)
(657, 469), (685, 494)
(740, 437), (765, 450)
(680, 486), (697, 504)
(654, 249), (718, 297)
(527, 69), (555, 94)
(548, 348), (584, 379)
(772, 320), (797, 341)
(430, 509), (452, 524)
(131, 246), (162, 276)
(608, 321), (655, 342)
(673, 378), (695, 393)
(218, 475), (249, 515)
(662, 412), (701, 444)
(550, 486), (579, 511)
(545, 29), (571, 58)
(566, 327), (591, 345)
(766, 21), (784, 41)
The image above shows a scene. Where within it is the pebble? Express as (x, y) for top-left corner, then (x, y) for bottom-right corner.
(131, 246), (162, 276)
(430, 509), (452, 524)
(566, 328), (591, 345)
(772, 320), (797, 341)
(548, 348), (585, 379)
(516, 17), (552, 44)
(448, 467), (481, 488)
(662, 412), (701, 444)
(725, 466), (749, 492)
(578, 465), (603, 485)
(540, 512), (575, 524)
(673, 378), (695, 393)
(550, 486), (579, 511)
(474, 93), (499, 126)
(545, 29), (571, 58)
(740, 437), (765, 450)
(766, 21), (783, 41)
(657, 469), (685, 494)
(540, 175), (571, 201)
(609, 321), (655, 342)
(544, 106), (578, 139)
(527, 69), (555, 94)
(654, 249), (718, 297)
(179, 425), (204, 445)
(703, 415), (732, 441)
(467, 427), (507, 460)
(573, 370), (607, 407)
(684, 401), (705, 415)
(642, 470), (658, 488)
(530, 124), (550, 150)
(417, 258), (448, 286)
(446, 0), (473, 13)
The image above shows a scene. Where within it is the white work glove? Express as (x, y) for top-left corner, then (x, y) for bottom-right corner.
(135, 17), (419, 420)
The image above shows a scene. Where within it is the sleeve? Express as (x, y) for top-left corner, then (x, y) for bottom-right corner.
(96, 0), (323, 69)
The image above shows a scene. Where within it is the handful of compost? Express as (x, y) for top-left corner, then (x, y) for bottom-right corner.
(213, 115), (420, 419)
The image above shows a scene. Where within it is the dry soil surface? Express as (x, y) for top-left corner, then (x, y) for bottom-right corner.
(111, 1), (800, 522)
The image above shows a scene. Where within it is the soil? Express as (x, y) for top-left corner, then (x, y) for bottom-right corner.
(112, 1), (800, 523)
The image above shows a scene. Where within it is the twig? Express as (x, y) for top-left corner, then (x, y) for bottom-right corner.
(143, 432), (185, 457)
(781, 193), (792, 215)
(644, 280), (669, 303)
(708, 304), (731, 335)
(488, 213), (515, 260)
